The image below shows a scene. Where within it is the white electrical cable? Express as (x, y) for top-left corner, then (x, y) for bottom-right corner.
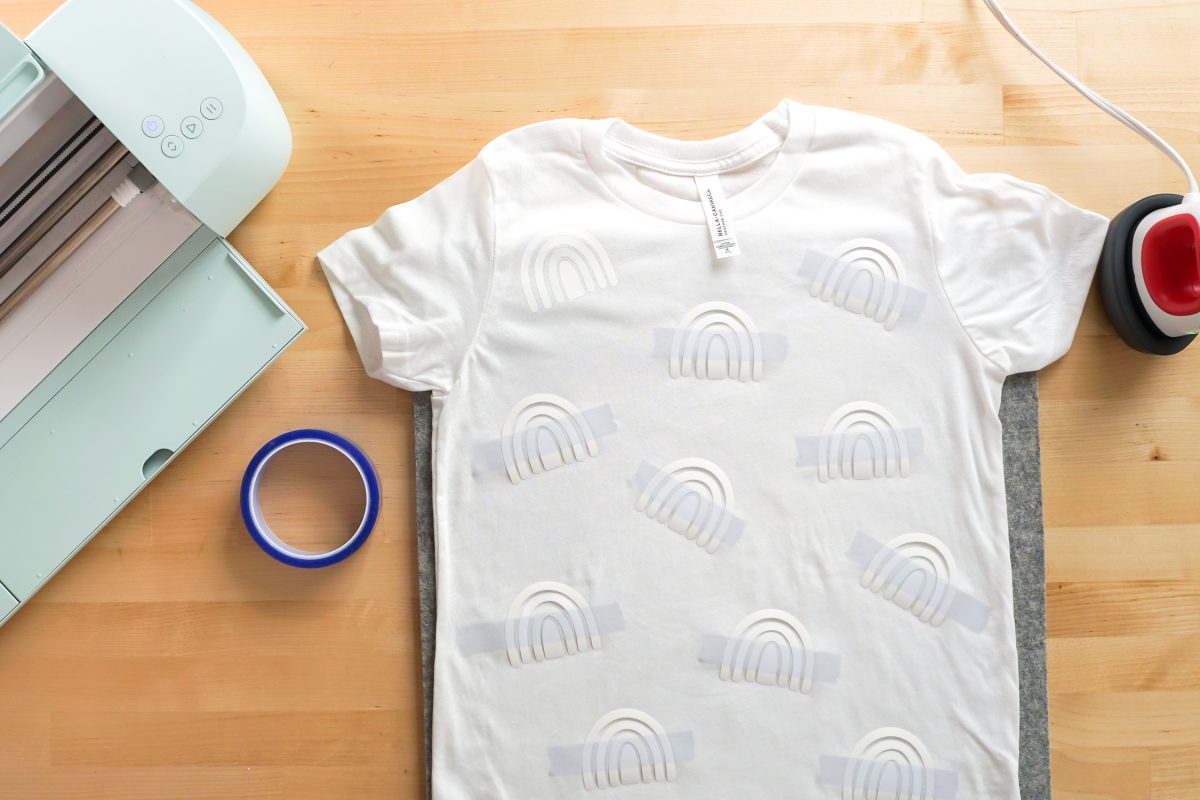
(983, 0), (1198, 196)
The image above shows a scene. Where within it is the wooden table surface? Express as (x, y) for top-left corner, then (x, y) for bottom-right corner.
(2, 1), (1199, 797)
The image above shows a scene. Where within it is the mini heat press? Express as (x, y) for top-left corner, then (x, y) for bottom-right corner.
(985, 0), (1200, 355)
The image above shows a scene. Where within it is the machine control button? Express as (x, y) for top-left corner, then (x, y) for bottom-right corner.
(200, 97), (223, 120)
(141, 115), (164, 138)
(161, 135), (184, 158)
(180, 116), (204, 139)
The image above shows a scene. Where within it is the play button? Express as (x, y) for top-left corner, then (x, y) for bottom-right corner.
(180, 116), (203, 139)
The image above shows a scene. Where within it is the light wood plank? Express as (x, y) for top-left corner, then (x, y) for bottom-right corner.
(1151, 747), (1200, 800)
(1050, 744), (1151, 800)
(1046, 526), (1200, 582)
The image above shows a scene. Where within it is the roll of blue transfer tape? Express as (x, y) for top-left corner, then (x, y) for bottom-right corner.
(240, 429), (380, 568)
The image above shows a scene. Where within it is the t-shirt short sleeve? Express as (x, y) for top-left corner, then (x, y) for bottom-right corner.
(318, 158), (495, 393)
(923, 145), (1109, 375)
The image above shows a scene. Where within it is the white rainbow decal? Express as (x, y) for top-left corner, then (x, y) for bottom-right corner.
(719, 609), (817, 693)
(504, 581), (603, 667)
(502, 393), (600, 484)
(818, 401), (911, 482)
(521, 227), (617, 312)
(810, 239), (910, 330)
(842, 728), (936, 800)
(669, 301), (763, 381)
(582, 708), (677, 791)
(861, 534), (958, 627)
(634, 458), (737, 553)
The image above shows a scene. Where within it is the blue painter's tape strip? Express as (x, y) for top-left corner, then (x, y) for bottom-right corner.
(240, 429), (380, 568)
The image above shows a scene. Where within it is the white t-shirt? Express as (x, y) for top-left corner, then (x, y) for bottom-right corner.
(319, 101), (1107, 800)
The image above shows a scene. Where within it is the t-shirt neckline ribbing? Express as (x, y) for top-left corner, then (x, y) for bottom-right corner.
(581, 100), (814, 225)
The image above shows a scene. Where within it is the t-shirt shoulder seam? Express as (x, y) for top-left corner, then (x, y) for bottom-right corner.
(919, 151), (1009, 375)
(445, 155), (499, 395)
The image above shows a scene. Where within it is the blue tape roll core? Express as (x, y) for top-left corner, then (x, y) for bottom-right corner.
(240, 429), (380, 568)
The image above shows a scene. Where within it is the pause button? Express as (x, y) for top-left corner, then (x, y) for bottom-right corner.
(200, 97), (223, 120)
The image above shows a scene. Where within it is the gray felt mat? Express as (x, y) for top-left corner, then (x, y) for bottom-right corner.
(412, 372), (1051, 799)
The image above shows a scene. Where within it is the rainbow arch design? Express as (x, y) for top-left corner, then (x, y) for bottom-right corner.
(501, 393), (600, 484)
(669, 301), (764, 381)
(581, 708), (677, 791)
(521, 227), (617, 312)
(810, 239), (909, 330)
(818, 401), (911, 482)
(504, 581), (603, 667)
(634, 458), (736, 554)
(719, 609), (817, 693)
(842, 727), (936, 800)
(862, 534), (958, 627)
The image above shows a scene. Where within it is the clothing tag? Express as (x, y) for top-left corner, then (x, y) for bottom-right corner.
(694, 174), (741, 259)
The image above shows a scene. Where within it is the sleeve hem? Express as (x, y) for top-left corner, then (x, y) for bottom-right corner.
(1052, 209), (1109, 361)
(317, 238), (411, 387)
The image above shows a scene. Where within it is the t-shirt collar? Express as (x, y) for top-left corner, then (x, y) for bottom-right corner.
(582, 100), (814, 225)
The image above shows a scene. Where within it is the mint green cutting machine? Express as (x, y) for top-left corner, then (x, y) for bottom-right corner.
(0, 0), (305, 627)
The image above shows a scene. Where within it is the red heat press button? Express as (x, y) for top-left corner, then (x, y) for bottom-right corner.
(1142, 213), (1200, 316)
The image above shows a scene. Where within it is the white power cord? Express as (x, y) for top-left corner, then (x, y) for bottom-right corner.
(983, 0), (1198, 197)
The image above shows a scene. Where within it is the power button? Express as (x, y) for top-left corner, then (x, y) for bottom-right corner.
(141, 115), (164, 138)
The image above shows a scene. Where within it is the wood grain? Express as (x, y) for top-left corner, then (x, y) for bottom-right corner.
(1, 0), (1198, 797)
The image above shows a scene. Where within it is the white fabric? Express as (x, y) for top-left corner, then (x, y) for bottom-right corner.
(319, 101), (1107, 800)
